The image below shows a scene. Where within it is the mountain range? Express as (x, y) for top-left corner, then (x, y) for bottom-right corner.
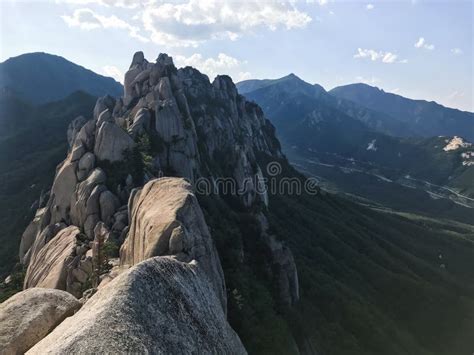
(238, 75), (474, 141)
(331, 83), (474, 140)
(238, 75), (474, 222)
(0, 52), (123, 105)
(0, 52), (473, 355)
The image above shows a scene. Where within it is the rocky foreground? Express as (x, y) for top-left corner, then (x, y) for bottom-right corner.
(0, 52), (299, 353)
(27, 257), (244, 354)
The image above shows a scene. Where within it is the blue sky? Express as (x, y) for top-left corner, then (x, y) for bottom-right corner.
(1, 0), (472, 111)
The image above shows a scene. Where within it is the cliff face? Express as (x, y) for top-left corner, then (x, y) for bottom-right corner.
(10, 52), (299, 352)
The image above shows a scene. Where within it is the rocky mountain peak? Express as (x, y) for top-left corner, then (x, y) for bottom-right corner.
(130, 50), (145, 67)
(11, 51), (298, 353)
(285, 73), (299, 80)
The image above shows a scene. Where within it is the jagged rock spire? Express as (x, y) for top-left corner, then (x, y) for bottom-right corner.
(130, 51), (145, 68)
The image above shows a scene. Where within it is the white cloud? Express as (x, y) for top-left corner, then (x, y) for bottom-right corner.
(355, 76), (380, 85)
(451, 48), (463, 55)
(62, 8), (149, 41)
(366, 4), (374, 10)
(174, 53), (247, 81)
(354, 48), (381, 61)
(306, 0), (328, 5)
(62, 8), (101, 30)
(382, 52), (398, 63)
(354, 48), (406, 64)
(414, 37), (424, 48)
(57, 0), (140, 9)
(59, 0), (311, 47)
(414, 37), (434, 50)
(141, 0), (312, 47)
(237, 72), (252, 81)
(102, 65), (124, 83)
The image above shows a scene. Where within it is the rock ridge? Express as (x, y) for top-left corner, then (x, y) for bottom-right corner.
(11, 51), (300, 353)
(27, 257), (246, 355)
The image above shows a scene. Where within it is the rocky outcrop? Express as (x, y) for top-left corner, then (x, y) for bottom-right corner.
(67, 116), (88, 149)
(24, 226), (79, 290)
(94, 121), (135, 162)
(19, 208), (46, 264)
(128, 108), (150, 137)
(27, 257), (246, 355)
(0, 288), (81, 355)
(77, 152), (95, 181)
(14, 51), (299, 353)
(18, 51), (298, 306)
(70, 167), (107, 238)
(120, 177), (227, 311)
(48, 155), (78, 225)
(93, 95), (116, 121)
(20, 52), (286, 279)
(19, 94), (126, 294)
(22, 224), (93, 298)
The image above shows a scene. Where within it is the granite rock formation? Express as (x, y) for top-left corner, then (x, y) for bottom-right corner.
(0, 288), (81, 354)
(27, 257), (246, 355)
(11, 51), (300, 353)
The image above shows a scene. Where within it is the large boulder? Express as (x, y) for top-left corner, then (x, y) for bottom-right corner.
(128, 107), (151, 137)
(70, 167), (106, 237)
(0, 288), (81, 355)
(48, 157), (77, 225)
(94, 121), (135, 162)
(19, 208), (46, 264)
(27, 257), (246, 355)
(74, 120), (95, 152)
(66, 116), (88, 149)
(93, 95), (116, 121)
(120, 177), (226, 311)
(24, 226), (79, 290)
(77, 152), (95, 181)
(96, 109), (113, 127)
(98, 190), (120, 225)
(23, 222), (66, 272)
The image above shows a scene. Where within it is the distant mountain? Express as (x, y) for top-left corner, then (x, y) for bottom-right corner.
(237, 73), (326, 97)
(238, 75), (413, 137)
(240, 74), (474, 221)
(0, 52), (123, 104)
(330, 83), (474, 141)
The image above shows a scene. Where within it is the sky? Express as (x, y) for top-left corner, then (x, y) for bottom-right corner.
(0, 0), (472, 112)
